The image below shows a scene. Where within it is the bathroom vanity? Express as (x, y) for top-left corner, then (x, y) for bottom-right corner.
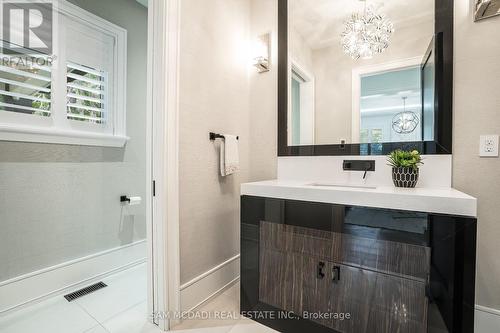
(240, 181), (477, 333)
(243, 0), (476, 331)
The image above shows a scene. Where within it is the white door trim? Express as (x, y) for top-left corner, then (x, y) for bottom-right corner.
(290, 59), (315, 145)
(149, 0), (181, 330)
(351, 56), (422, 143)
(146, 0), (155, 328)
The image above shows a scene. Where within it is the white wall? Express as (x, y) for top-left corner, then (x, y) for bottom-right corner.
(289, 26), (313, 71)
(178, 0), (278, 303)
(453, 0), (500, 318)
(0, 0), (148, 282)
(249, 0), (279, 181)
(178, 0), (251, 285)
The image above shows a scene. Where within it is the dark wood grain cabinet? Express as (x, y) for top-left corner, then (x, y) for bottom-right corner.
(241, 196), (477, 333)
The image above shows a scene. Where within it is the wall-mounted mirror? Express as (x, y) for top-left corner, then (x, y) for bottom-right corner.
(278, 0), (453, 156)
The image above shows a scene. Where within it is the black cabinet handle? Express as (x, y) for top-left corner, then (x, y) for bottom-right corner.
(317, 262), (325, 279)
(332, 265), (341, 282)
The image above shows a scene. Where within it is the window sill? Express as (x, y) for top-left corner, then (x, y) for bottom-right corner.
(0, 125), (129, 147)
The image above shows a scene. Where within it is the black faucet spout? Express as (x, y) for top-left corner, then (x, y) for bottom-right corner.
(343, 160), (376, 178)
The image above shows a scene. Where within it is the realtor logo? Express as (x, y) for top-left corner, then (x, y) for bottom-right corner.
(2, 1), (53, 54)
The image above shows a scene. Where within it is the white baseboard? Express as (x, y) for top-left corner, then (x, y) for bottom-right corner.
(475, 305), (500, 333)
(0, 240), (147, 314)
(180, 254), (240, 312)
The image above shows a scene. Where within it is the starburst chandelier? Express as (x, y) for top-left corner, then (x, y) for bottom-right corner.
(341, 0), (394, 60)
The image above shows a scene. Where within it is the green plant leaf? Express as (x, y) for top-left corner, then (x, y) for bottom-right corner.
(387, 149), (423, 170)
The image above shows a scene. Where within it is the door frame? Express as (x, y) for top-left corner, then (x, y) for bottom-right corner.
(289, 59), (315, 145)
(147, 0), (181, 330)
(351, 56), (422, 143)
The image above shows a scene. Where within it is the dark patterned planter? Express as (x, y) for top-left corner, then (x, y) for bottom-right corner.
(392, 167), (419, 188)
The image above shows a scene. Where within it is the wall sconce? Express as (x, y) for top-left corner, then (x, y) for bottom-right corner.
(252, 33), (270, 73)
(474, 0), (500, 21)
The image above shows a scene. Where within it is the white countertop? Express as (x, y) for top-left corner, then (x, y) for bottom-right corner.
(241, 180), (477, 217)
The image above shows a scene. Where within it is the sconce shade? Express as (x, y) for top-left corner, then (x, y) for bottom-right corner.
(252, 33), (270, 73)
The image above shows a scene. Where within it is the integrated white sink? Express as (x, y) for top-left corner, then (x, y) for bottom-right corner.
(307, 182), (377, 190)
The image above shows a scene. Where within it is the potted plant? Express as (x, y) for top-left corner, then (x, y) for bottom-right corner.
(387, 149), (423, 188)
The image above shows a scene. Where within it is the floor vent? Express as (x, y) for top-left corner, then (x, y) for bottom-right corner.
(64, 282), (107, 302)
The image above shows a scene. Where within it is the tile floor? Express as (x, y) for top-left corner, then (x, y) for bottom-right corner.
(0, 264), (153, 333)
(0, 264), (276, 333)
(171, 282), (277, 333)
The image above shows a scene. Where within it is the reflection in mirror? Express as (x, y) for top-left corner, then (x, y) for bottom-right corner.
(360, 66), (422, 144)
(288, 0), (435, 146)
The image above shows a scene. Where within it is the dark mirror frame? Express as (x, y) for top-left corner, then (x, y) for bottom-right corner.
(278, 0), (454, 156)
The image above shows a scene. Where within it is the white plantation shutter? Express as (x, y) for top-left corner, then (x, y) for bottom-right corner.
(66, 62), (107, 124)
(64, 13), (115, 130)
(0, 48), (52, 117)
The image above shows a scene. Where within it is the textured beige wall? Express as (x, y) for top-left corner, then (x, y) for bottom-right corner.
(178, 0), (250, 284)
(178, 0), (277, 284)
(249, 0), (278, 181)
(453, 0), (500, 310)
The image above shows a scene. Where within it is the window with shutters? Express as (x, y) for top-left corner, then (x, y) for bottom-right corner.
(0, 52), (52, 118)
(66, 63), (107, 124)
(0, 2), (127, 147)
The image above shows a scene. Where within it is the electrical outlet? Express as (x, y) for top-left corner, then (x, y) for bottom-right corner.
(480, 135), (499, 157)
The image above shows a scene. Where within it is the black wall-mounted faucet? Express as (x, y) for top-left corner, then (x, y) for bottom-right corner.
(343, 160), (376, 179)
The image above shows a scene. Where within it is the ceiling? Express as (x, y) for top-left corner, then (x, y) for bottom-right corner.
(290, 0), (434, 50)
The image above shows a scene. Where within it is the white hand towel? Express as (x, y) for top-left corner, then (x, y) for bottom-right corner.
(220, 134), (239, 176)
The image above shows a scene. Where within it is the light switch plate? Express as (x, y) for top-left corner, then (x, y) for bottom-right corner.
(479, 135), (499, 157)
